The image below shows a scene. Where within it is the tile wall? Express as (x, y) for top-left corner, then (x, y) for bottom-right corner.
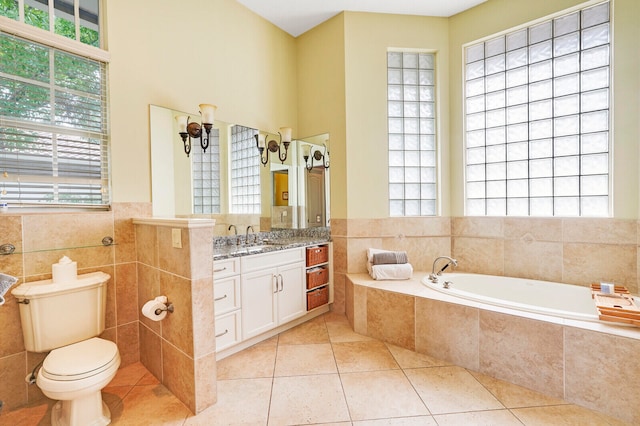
(0, 203), (150, 412)
(332, 216), (640, 312)
(134, 218), (217, 414)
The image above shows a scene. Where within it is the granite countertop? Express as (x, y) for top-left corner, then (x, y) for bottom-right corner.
(213, 237), (330, 260)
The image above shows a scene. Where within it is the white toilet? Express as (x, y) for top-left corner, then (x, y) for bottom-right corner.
(12, 271), (121, 426)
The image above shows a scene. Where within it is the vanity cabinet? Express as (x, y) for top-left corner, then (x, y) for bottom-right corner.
(213, 258), (242, 351)
(240, 248), (306, 339)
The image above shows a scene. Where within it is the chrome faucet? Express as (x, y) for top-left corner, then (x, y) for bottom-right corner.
(246, 225), (255, 245)
(429, 256), (457, 283)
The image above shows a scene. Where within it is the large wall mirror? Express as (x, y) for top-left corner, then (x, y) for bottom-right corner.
(149, 105), (330, 233)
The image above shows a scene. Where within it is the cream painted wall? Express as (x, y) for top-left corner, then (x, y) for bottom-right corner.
(449, 0), (640, 218)
(106, 0), (297, 203)
(296, 14), (347, 219)
(343, 12), (450, 218)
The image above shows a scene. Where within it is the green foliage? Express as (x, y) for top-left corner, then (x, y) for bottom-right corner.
(2, 1), (100, 48)
(80, 27), (99, 47)
(24, 4), (49, 31)
(0, 0), (19, 20)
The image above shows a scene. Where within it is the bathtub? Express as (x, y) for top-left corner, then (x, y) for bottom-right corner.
(421, 272), (602, 322)
(347, 271), (640, 424)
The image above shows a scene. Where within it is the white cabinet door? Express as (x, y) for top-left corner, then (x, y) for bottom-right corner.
(276, 261), (306, 324)
(241, 267), (278, 339)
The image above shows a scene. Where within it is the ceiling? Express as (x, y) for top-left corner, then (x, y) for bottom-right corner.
(236, 0), (487, 37)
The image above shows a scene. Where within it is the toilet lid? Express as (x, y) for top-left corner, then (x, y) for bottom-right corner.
(42, 337), (119, 381)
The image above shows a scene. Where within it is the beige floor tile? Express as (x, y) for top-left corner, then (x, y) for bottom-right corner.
(323, 311), (350, 323)
(386, 343), (450, 369)
(102, 385), (130, 411)
(433, 409), (522, 425)
(326, 316), (376, 343)
(353, 417), (437, 425)
(184, 378), (272, 426)
(469, 370), (566, 409)
(216, 341), (277, 379)
(404, 366), (503, 415)
(0, 400), (56, 426)
(111, 384), (191, 425)
(107, 361), (151, 387)
(332, 340), (399, 373)
(277, 315), (330, 344)
(511, 404), (631, 426)
(268, 374), (350, 425)
(340, 370), (429, 421)
(274, 343), (338, 376)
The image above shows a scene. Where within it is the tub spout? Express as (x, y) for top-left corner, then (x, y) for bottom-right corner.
(429, 256), (458, 283)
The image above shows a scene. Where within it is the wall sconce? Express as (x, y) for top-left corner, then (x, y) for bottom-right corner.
(255, 127), (292, 166)
(303, 143), (330, 172)
(175, 104), (217, 157)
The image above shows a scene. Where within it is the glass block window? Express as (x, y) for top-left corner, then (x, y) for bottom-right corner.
(230, 125), (260, 214)
(192, 128), (220, 214)
(1, 0), (101, 48)
(464, 1), (610, 217)
(387, 51), (437, 216)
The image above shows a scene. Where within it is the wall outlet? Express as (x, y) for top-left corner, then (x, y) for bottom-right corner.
(171, 228), (182, 249)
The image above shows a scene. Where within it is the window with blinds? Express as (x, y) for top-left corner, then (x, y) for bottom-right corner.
(230, 125), (260, 214)
(464, 1), (610, 217)
(0, 31), (109, 207)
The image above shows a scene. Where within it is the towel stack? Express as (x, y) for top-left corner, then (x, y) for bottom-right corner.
(366, 248), (413, 280)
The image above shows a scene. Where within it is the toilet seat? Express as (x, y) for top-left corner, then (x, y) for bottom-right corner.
(42, 337), (119, 381)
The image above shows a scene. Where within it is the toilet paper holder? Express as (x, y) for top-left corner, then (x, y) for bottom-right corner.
(155, 302), (174, 315)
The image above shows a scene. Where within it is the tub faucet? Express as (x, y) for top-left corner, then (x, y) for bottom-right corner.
(246, 225), (255, 245)
(429, 256), (457, 283)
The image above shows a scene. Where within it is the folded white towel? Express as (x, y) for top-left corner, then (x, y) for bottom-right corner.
(367, 262), (413, 280)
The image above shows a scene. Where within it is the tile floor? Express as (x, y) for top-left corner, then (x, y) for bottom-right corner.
(2, 312), (629, 425)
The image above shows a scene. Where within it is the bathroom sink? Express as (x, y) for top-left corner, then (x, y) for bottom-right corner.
(238, 245), (267, 254)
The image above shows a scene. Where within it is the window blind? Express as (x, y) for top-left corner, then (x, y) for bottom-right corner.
(0, 31), (109, 208)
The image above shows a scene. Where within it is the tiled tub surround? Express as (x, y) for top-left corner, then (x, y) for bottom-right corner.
(331, 216), (640, 314)
(133, 217), (217, 414)
(0, 203), (150, 412)
(345, 273), (640, 424)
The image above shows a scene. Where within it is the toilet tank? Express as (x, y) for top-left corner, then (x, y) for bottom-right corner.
(11, 272), (111, 353)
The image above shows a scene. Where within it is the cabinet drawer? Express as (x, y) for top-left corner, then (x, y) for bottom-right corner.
(307, 286), (329, 311)
(214, 258), (240, 280)
(306, 266), (329, 289)
(306, 245), (328, 267)
(214, 277), (241, 316)
(215, 310), (241, 352)
(241, 247), (304, 273)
